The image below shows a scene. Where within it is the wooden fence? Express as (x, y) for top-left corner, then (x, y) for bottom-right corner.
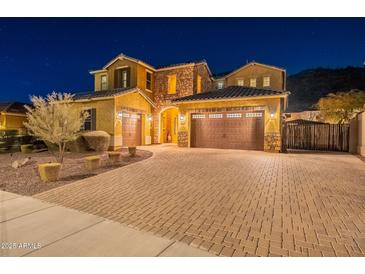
(283, 122), (350, 152)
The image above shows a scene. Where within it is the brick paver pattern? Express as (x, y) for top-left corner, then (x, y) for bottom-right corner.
(34, 145), (365, 256)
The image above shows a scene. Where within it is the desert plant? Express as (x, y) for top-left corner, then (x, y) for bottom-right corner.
(66, 134), (89, 153)
(128, 146), (136, 157)
(24, 92), (89, 163)
(316, 90), (365, 124)
(81, 131), (110, 152)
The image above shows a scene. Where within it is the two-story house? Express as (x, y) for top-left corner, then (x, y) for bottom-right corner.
(71, 53), (289, 152)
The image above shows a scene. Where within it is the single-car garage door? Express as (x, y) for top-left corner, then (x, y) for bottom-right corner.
(190, 110), (264, 150)
(122, 111), (142, 147)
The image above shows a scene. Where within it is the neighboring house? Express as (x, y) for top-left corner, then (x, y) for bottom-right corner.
(71, 53), (289, 152)
(0, 102), (28, 134)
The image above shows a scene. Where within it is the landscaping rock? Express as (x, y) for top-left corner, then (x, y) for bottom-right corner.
(21, 144), (33, 154)
(38, 163), (62, 182)
(84, 155), (101, 171)
(128, 147), (136, 157)
(107, 151), (122, 164)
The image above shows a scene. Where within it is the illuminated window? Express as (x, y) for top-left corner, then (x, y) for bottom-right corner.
(115, 68), (130, 88)
(167, 75), (177, 94)
(146, 71), (152, 90)
(197, 75), (202, 94)
(250, 78), (257, 87)
(100, 75), (108, 90)
(263, 76), (270, 87)
(217, 82), (224, 89)
(237, 79), (244, 86)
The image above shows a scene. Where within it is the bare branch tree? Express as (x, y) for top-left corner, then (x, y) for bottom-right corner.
(24, 92), (88, 163)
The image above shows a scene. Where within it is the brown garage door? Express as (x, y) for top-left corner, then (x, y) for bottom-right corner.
(122, 111), (142, 147)
(191, 110), (264, 150)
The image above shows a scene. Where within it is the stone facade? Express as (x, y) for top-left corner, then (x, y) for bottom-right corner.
(193, 63), (213, 93)
(152, 64), (214, 144)
(153, 66), (195, 108)
(177, 131), (188, 147)
(264, 133), (282, 152)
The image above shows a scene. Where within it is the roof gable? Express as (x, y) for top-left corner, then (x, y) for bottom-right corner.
(73, 87), (156, 108)
(215, 62), (286, 79)
(90, 53), (156, 74)
(0, 102), (28, 114)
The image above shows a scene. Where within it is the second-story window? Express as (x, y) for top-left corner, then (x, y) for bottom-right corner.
(237, 79), (244, 86)
(115, 68), (130, 89)
(263, 76), (271, 87)
(217, 81), (224, 89)
(146, 71), (152, 91)
(167, 75), (177, 94)
(250, 78), (257, 87)
(100, 75), (108, 90)
(197, 75), (202, 94)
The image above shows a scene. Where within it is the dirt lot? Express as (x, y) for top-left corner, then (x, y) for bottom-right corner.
(0, 148), (152, 196)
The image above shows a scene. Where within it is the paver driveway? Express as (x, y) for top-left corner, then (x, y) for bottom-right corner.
(34, 144), (365, 257)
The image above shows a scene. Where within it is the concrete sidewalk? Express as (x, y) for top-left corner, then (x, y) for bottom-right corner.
(0, 191), (213, 257)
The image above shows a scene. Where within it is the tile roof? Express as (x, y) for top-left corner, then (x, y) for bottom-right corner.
(173, 86), (289, 103)
(73, 87), (136, 100)
(0, 102), (28, 114)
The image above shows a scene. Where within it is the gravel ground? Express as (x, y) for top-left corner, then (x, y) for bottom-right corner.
(0, 148), (152, 196)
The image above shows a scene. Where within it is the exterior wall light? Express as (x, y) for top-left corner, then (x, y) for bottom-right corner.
(117, 111), (123, 119)
(270, 112), (275, 119)
(179, 114), (185, 121)
(148, 115), (152, 122)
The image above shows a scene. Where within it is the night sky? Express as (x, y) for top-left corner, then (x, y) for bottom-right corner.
(0, 18), (364, 103)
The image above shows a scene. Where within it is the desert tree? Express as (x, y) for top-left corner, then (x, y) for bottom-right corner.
(316, 90), (365, 124)
(24, 92), (89, 163)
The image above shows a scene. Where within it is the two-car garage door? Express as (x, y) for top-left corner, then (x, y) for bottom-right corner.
(190, 110), (264, 150)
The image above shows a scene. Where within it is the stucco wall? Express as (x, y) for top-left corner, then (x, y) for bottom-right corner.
(73, 92), (153, 149)
(72, 99), (115, 147)
(349, 116), (359, 154)
(0, 114), (27, 134)
(114, 92), (153, 147)
(93, 58), (153, 96)
(215, 63), (285, 91)
(176, 96), (283, 151)
(357, 112), (365, 156)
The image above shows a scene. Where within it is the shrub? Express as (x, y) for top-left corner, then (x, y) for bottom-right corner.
(81, 131), (110, 152)
(24, 92), (88, 163)
(66, 135), (89, 153)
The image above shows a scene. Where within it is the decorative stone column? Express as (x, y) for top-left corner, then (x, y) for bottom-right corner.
(152, 110), (160, 144)
(264, 133), (282, 152)
(178, 131), (188, 147)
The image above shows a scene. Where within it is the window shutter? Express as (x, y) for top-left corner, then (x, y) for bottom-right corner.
(91, 108), (96, 130)
(114, 70), (120, 88)
(126, 67), (131, 87)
